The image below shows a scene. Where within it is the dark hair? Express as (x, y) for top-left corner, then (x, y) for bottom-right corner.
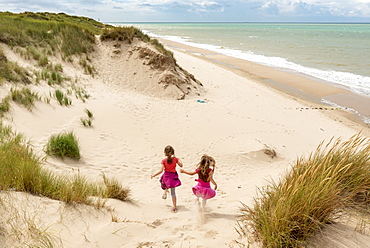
(197, 155), (215, 182)
(164, 145), (175, 164)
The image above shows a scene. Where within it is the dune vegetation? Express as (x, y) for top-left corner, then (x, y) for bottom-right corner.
(100, 26), (174, 58)
(0, 122), (130, 205)
(0, 11), (174, 85)
(239, 134), (370, 247)
(0, 12), (97, 61)
(0, 12), (135, 206)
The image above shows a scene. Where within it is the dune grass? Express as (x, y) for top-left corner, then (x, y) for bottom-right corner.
(0, 48), (31, 84)
(0, 193), (60, 247)
(85, 108), (93, 118)
(81, 118), (92, 127)
(16, 12), (110, 34)
(45, 131), (80, 160)
(100, 26), (150, 44)
(100, 26), (174, 58)
(239, 134), (370, 247)
(0, 12), (99, 56)
(0, 11), (99, 101)
(102, 173), (131, 201)
(10, 87), (40, 110)
(0, 96), (11, 117)
(79, 57), (96, 76)
(35, 67), (64, 85)
(80, 108), (94, 127)
(54, 89), (71, 105)
(0, 123), (130, 205)
(0, 12), (131, 206)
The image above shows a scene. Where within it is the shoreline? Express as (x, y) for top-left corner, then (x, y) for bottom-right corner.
(158, 38), (370, 128)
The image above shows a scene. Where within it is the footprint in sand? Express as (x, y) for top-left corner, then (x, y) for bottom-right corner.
(99, 132), (108, 139)
(174, 224), (193, 232)
(205, 229), (218, 239)
(147, 219), (163, 228)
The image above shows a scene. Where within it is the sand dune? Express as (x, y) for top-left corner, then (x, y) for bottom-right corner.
(1, 37), (369, 247)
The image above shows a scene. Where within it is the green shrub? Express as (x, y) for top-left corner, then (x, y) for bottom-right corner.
(46, 131), (80, 159)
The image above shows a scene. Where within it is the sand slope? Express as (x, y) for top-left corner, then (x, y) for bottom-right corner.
(1, 38), (369, 247)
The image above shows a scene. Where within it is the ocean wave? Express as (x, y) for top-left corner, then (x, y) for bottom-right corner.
(321, 99), (370, 124)
(145, 31), (370, 98)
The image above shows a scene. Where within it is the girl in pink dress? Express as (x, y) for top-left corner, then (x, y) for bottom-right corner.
(180, 155), (217, 208)
(151, 145), (183, 212)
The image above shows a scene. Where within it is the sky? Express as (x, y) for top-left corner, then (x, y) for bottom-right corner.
(1, 0), (370, 23)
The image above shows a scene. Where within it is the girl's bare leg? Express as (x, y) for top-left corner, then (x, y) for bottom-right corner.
(172, 197), (177, 211)
(162, 189), (169, 199)
(201, 198), (207, 211)
(170, 188), (178, 212)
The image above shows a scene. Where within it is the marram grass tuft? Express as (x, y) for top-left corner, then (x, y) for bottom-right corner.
(239, 133), (370, 248)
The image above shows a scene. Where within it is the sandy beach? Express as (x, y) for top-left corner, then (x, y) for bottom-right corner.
(1, 35), (370, 247)
(158, 38), (370, 125)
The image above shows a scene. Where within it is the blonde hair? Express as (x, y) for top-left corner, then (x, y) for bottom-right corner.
(197, 155), (215, 182)
(164, 145), (175, 164)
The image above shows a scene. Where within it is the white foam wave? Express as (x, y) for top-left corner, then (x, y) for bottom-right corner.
(145, 31), (370, 98)
(321, 99), (370, 124)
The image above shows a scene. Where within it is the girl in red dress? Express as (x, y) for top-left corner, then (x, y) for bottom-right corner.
(151, 145), (183, 212)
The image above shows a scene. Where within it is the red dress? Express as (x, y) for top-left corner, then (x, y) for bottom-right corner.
(159, 157), (181, 189)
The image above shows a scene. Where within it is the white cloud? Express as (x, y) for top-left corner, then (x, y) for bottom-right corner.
(189, 1), (224, 12)
(0, 0), (369, 21)
(198, 1), (219, 7)
(258, 0), (370, 17)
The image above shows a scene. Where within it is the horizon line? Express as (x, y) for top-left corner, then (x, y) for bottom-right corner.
(107, 21), (370, 24)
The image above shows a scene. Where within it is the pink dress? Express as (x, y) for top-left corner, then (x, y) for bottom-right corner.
(159, 157), (181, 190)
(192, 168), (216, 200)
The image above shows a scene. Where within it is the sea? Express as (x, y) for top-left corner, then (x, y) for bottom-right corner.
(111, 22), (370, 123)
